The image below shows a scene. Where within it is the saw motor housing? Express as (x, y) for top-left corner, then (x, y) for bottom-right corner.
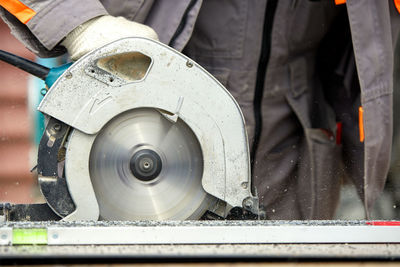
(34, 38), (258, 221)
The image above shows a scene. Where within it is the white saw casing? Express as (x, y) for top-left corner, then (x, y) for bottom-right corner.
(38, 38), (256, 220)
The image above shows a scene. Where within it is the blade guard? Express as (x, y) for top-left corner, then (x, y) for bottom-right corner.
(38, 38), (257, 220)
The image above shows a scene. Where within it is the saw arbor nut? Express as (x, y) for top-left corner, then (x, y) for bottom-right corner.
(130, 149), (162, 182)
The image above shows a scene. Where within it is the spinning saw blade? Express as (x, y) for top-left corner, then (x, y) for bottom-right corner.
(86, 108), (215, 220)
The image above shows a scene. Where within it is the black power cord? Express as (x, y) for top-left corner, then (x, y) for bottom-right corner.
(0, 49), (50, 80)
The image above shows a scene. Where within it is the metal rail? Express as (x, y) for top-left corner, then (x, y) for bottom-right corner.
(1, 220), (399, 246)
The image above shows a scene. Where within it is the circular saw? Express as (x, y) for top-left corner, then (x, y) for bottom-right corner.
(0, 38), (259, 221)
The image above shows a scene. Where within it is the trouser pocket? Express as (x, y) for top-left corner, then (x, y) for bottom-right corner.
(287, 93), (343, 219)
(286, 55), (342, 219)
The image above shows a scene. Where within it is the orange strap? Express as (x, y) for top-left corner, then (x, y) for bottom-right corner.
(0, 0), (35, 24)
(336, 0), (400, 14)
(359, 106), (364, 142)
(335, 0), (346, 5)
(395, 0), (400, 14)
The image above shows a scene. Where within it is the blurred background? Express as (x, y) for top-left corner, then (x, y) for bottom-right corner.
(0, 19), (37, 203)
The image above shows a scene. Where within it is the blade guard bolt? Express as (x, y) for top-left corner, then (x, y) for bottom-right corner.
(53, 124), (61, 131)
(243, 198), (253, 210)
(65, 72), (72, 79)
(186, 61), (193, 68)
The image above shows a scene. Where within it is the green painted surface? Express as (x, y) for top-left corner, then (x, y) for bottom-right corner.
(12, 229), (48, 245)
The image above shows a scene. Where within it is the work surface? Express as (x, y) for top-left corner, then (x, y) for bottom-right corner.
(0, 220), (399, 261)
